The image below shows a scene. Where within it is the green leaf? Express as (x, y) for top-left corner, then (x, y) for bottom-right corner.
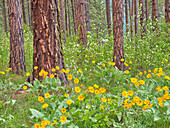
(116, 112), (122, 121)
(154, 115), (161, 121)
(12, 100), (16, 105)
(29, 108), (44, 118)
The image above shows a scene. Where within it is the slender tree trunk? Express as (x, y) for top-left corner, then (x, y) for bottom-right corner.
(85, 0), (90, 31)
(76, 0), (87, 45)
(152, 0), (158, 30)
(145, 0), (149, 23)
(125, 0), (128, 33)
(27, 0), (31, 27)
(7, 0), (26, 74)
(67, 0), (71, 35)
(3, 0), (8, 35)
(165, 0), (170, 23)
(21, 0), (27, 24)
(59, 0), (66, 42)
(65, 0), (68, 36)
(106, 0), (111, 35)
(139, 0), (146, 37)
(134, 0), (138, 34)
(113, 0), (124, 71)
(129, 0), (134, 38)
(112, 0), (114, 34)
(152, 0), (158, 21)
(71, 0), (77, 35)
(31, 0), (68, 84)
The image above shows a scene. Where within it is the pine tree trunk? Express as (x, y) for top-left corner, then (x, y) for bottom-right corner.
(112, 0), (114, 35)
(65, 0), (68, 36)
(7, 0), (26, 74)
(125, 0), (128, 33)
(85, 0), (90, 31)
(3, 0), (8, 35)
(67, 0), (71, 35)
(152, 0), (158, 22)
(152, 0), (158, 30)
(76, 0), (87, 45)
(145, 0), (149, 23)
(129, 0), (134, 38)
(31, 0), (68, 84)
(59, 0), (66, 43)
(113, 0), (124, 71)
(71, 0), (77, 35)
(139, 0), (146, 37)
(134, 0), (138, 34)
(27, 0), (31, 27)
(106, 0), (111, 35)
(21, 0), (27, 24)
(165, 0), (170, 23)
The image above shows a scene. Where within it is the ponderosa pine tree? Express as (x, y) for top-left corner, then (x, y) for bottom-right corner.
(85, 0), (90, 31)
(76, 0), (87, 45)
(129, 0), (134, 38)
(67, 0), (71, 35)
(113, 0), (124, 71)
(106, 0), (111, 35)
(145, 0), (149, 23)
(7, 0), (26, 74)
(21, 0), (27, 24)
(3, 0), (8, 35)
(59, 0), (66, 42)
(64, 0), (68, 36)
(152, 0), (158, 21)
(31, 0), (68, 84)
(139, 0), (146, 37)
(134, 0), (138, 34)
(165, 0), (170, 23)
(71, 0), (77, 35)
(125, 0), (128, 33)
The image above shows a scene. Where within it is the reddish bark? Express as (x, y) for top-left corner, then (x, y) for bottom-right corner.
(71, 0), (77, 34)
(125, 0), (128, 33)
(31, 0), (68, 84)
(67, 0), (71, 35)
(65, 0), (68, 36)
(113, 0), (124, 71)
(134, 0), (138, 34)
(21, 0), (27, 24)
(85, 0), (90, 31)
(139, 0), (146, 37)
(106, 0), (111, 35)
(129, 0), (134, 38)
(76, 0), (87, 45)
(7, 0), (26, 74)
(145, 0), (149, 23)
(165, 0), (170, 23)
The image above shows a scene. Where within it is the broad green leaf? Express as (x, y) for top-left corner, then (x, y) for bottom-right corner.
(29, 108), (44, 118)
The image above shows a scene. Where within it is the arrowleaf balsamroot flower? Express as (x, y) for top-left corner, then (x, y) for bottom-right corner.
(42, 103), (48, 108)
(61, 108), (66, 113)
(66, 100), (72, 105)
(78, 95), (85, 101)
(45, 93), (50, 98)
(23, 86), (27, 90)
(60, 115), (67, 123)
(38, 96), (44, 103)
(67, 74), (73, 80)
(74, 78), (79, 84)
(131, 78), (137, 83)
(75, 87), (81, 93)
(122, 91), (128, 98)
